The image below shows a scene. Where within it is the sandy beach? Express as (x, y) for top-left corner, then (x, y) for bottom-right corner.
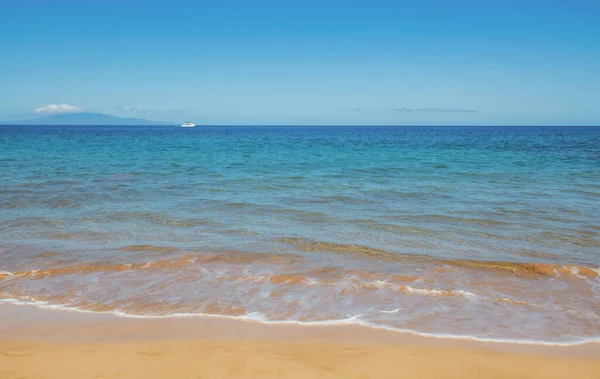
(1, 304), (599, 379)
(4, 0), (600, 376)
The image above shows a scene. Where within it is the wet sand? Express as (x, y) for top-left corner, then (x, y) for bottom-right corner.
(1, 304), (599, 379)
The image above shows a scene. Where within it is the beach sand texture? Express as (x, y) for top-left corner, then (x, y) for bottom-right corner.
(2, 338), (600, 379)
(1, 305), (599, 379)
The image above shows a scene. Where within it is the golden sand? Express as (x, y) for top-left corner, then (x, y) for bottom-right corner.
(3, 339), (600, 379)
(0, 304), (599, 379)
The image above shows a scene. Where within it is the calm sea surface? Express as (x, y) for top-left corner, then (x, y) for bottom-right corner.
(1, 125), (599, 344)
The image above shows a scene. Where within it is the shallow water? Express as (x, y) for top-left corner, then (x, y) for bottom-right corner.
(1, 125), (599, 344)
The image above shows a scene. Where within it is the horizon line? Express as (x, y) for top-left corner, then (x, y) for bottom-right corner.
(2, 124), (599, 127)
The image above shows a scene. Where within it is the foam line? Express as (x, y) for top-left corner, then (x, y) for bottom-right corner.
(1, 298), (598, 347)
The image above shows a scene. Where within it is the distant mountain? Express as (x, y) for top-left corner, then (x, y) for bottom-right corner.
(3, 112), (173, 126)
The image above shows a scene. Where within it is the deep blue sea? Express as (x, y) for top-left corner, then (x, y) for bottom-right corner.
(1, 125), (599, 344)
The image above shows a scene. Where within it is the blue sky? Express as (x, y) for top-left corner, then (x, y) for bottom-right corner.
(1, 0), (599, 125)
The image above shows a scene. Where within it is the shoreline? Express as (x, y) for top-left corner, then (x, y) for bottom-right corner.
(1, 303), (599, 379)
(2, 299), (599, 347)
(2, 302), (600, 353)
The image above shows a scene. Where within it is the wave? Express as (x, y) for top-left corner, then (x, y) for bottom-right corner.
(2, 243), (598, 282)
(448, 260), (600, 279)
(0, 256), (198, 279)
(0, 268), (570, 320)
(2, 250), (597, 346)
(276, 237), (600, 279)
(0, 252), (306, 280)
(0, 296), (598, 347)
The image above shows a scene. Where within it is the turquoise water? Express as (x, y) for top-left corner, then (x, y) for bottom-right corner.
(1, 125), (599, 344)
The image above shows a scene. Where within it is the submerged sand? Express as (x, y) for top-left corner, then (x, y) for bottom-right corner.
(0, 304), (599, 379)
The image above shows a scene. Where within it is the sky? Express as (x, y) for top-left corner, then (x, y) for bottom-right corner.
(1, 0), (599, 125)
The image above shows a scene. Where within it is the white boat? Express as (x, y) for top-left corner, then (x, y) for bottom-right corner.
(181, 122), (196, 128)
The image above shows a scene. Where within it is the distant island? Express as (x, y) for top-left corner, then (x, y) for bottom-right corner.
(2, 112), (173, 126)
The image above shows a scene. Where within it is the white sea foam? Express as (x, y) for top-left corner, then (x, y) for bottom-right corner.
(402, 286), (476, 298)
(379, 308), (401, 314)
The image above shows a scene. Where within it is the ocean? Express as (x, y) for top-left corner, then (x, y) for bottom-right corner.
(1, 125), (599, 345)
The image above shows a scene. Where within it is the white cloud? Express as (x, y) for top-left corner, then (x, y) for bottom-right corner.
(118, 106), (149, 113)
(35, 104), (83, 113)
